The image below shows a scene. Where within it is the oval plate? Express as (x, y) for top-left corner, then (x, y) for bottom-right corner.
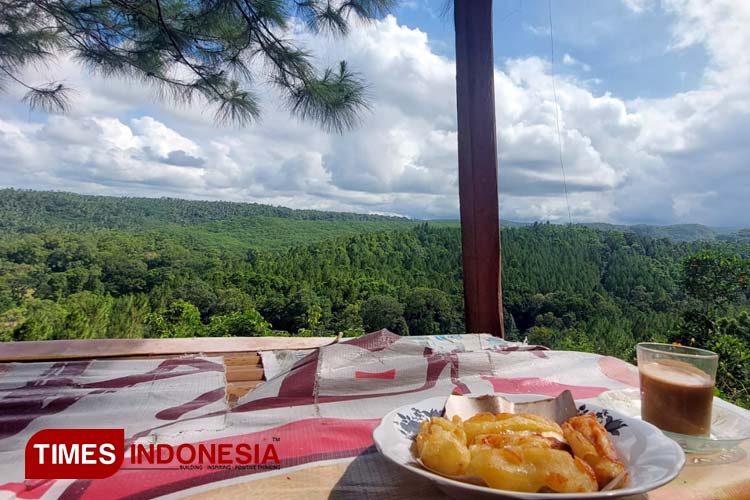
(373, 394), (685, 499)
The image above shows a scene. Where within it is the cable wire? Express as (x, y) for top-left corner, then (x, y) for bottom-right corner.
(547, 0), (573, 225)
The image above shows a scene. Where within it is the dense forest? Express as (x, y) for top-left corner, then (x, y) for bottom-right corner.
(0, 190), (748, 408)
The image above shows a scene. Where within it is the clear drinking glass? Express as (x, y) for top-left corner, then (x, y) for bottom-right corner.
(636, 343), (718, 437)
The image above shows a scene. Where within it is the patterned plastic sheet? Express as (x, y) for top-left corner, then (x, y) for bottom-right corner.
(1, 330), (748, 500)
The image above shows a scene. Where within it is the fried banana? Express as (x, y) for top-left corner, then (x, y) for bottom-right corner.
(463, 412), (565, 444)
(562, 414), (628, 488)
(413, 409), (627, 493)
(414, 416), (471, 476)
(469, 444), (598, 493)
(473, 432), (568, 450)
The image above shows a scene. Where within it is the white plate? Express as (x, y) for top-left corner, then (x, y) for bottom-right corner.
(373, 394), (686, 499)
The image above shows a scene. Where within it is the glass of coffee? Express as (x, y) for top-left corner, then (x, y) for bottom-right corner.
(637, 343), (718, 437)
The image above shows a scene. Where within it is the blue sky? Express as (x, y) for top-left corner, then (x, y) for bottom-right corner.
(1, 0), (749, 226)
(396, 0), (707, 99)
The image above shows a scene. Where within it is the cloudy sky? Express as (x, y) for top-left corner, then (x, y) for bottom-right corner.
(1, 0), (748, 225)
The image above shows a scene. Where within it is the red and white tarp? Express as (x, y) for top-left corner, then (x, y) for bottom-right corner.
(0, 331), (743, 500)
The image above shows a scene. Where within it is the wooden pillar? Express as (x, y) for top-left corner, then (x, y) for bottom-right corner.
(454, 0), (504, 337)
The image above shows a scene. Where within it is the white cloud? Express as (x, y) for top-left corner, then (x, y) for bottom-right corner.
(673, 191), (717, 219)
(523, 24), (551, 37)
(562, 53), (591, 72)
(614, 0), (750, 224)
(622, 0), (656, 13)
(1, 7), (750, 226)
(663, 0), (750, 87)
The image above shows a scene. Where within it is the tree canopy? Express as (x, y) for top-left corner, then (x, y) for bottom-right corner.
(1, 190), (749, 408)
(0, 0), (396, 130)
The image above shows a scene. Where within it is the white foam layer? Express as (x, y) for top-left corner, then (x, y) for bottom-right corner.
(640, 360), (713, 387)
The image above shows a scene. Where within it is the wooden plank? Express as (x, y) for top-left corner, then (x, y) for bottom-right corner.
(0, 337), (337, 362)
(43, 351), (261, 362)
(223, 354), (261, 367)
(225, 366), (264, 382)
(226, 380), (264, 402)
(454, 0), (504, 337)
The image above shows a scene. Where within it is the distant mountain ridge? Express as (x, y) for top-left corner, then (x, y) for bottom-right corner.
(0, 188), (408, 232)
(426, 220), (748, 242)
(1, 189), (747, 242)
(579, 222), (747, 242)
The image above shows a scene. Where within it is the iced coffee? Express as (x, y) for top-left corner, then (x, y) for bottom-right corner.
(636, 343), (718, 437)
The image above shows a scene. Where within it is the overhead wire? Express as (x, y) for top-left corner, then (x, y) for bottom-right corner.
(498, 0), (522, 23)
(547, 0), (573, 225)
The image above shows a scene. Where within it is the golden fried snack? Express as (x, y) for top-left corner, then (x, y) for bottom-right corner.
(414, 416), (471, 476)
(562, 414), (628, 488)
(473, 432), (567, 450)
(469, 445), (598, 493)
(464, 412), (564, 444)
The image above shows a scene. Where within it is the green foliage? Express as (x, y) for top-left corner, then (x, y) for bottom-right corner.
(330, 302), (364, 334)
(716, 311), (750, 342)
(1, 0), (395, 129)
(145, 300), (203, 338)
(207, 309), (272, 337)
(258, 287), (329, 335)
(584, 222), (725, 242)
(554, 328), (597, 354)
(0, 307), (25, 342)
(61, 292), (113, 340)
(708, 329), (750, 408)
(682, 251), (745, 309)
(5, 236), (46, 265)
(107, 295), (151, 339)
(1, 190), (749, 408)
(0, 189), (407, 227)
(11, 299), (68, 341)
(361, 295), (408, 335)
(212, 288), (256, 316)
(403, 287), (461, 336)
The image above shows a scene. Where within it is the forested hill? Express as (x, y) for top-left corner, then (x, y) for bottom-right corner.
(3, 190), (747, 243)
(1, 191), (748, 406)
(0, 189), (418, 251)
(581, 222), (748, 242)
(0, 189), (408, 232)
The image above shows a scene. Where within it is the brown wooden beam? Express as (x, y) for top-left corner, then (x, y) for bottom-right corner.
(454, 0), (504, 337)
(0, 337), (337, 362)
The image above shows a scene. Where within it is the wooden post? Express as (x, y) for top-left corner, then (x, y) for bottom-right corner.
(454, 0), (504, 337)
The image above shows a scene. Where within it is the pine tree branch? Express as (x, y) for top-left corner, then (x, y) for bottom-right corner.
(47, 14), (178, 86)
(1, 0), (391, 128)
(0, 64), (70, 112)
(234, 0), (310, 87)
(152, 0), (226, 100)
(0, 64), (39, 91)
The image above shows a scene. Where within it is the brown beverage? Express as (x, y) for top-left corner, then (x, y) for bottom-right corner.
(639, 359), (714, 436)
